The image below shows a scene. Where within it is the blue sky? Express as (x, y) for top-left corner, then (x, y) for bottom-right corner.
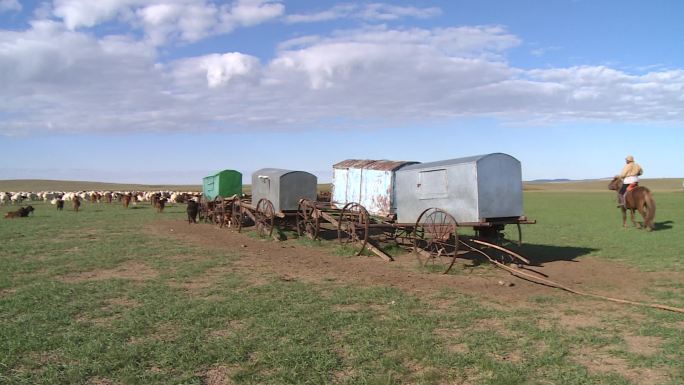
(1, 0), (682, 184)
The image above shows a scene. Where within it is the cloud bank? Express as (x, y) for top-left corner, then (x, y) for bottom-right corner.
(1, 1), (683, 136)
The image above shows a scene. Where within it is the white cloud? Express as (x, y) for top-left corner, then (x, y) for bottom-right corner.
(173, 52), (261, 88)
(359, 3), (441, 21)
(284, 4), (356, 23)
(220, 0), (284, 28)
(52, 0), (283, 45)
(0, 0), (21, 13)
(1, 23), (683, 137)
(271, 26), (519, 89)
(286, 3), (440, 24)
(53, 0), (142, 29)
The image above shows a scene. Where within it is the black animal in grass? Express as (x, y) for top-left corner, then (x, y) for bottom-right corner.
(186, 200), (199, 224)
(4, 205), (34, 218)
(56, 199), (65, 210)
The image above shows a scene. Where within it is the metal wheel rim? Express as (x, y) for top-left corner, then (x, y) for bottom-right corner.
(297, 199), (319, 240)
(337, 202), (369, 256)
(413, 208), (459, 273)
(256, 198), (275, 238)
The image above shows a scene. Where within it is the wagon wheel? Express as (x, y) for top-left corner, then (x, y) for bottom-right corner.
(337, 202), (369, 256)
(231, 198), (244, 232)
(413, 208), (459, 274)
(255, 198), (275, 238)
(297, 198), (320, 240)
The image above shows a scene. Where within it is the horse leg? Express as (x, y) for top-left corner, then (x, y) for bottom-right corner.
(638, 203), (652, 231)
(630, 209), (640, 229)
(621, 207), (627, 228)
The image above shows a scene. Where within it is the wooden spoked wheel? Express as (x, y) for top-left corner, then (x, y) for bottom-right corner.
(231, 198), (244, 232)
(337, 202), (369, 256)
(255, 198), (275, 238)
(297, 198), (320, 239)
(413, 208), (459, 274)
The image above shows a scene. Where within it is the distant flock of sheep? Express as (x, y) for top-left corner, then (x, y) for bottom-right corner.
(2, 190), (202, 218)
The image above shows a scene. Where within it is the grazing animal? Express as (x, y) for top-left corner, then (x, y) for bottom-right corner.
(10, 193), (23, 205)
(72, 196), (81, 212)
(155, 197), (168, 213)
(186, 200), (199, 223)
(90, 192), (101, 203)
(4, 205), (34, 218)
(608, 176), (656, 231)
(122, 194), (132, 209)
(56, 199), (65, 210)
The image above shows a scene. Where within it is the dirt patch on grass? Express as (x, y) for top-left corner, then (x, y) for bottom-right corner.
(0, 288), (16, 298)
(573, 346), (669, 384)
(105, 297), (140, 309)
(202, 365), (237, 385)
(624, 335), (663, 356)
(146, 219), (682, 310)
(59, 262), (158, 283)
(86, 378), (120, 385)
(555, 311), (602, 330)
(129, 322), (181, 344)
(207, 320), (245, 339)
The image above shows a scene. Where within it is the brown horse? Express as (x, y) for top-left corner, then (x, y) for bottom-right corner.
(608, 177), (656, 231)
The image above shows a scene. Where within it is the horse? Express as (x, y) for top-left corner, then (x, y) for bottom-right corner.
(608, 177), (656, 231)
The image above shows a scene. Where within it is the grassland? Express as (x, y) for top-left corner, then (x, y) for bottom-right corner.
(0, 180), (202, 193)
(1, 187), (683, 385)
(2, 178), (682, 194)
(523, 178), (684, 192)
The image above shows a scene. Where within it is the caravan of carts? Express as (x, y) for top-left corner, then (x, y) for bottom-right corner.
(198, 153), (536, 273)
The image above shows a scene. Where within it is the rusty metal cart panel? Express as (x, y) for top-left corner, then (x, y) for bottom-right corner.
(331, 159), (418, 217)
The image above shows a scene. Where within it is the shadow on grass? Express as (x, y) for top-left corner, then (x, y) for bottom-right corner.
(514, 243), (599, 265)
(653, 220), (674, 231)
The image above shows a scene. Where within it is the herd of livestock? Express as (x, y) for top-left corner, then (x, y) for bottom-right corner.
(1, 190), (200, 210)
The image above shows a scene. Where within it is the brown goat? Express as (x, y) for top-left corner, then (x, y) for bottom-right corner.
(72, 196), (81, 212)
(122, 194), (132, 209)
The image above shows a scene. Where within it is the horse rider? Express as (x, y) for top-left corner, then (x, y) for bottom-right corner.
(617, 155), (643, 207)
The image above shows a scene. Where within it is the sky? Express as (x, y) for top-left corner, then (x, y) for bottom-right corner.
(0, 0), (682, 184)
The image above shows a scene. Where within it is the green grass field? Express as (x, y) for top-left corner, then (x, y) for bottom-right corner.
(1, 190), (683, 385)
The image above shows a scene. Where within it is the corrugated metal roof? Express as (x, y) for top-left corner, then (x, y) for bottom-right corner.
(398, 153), (518, 171)
(333, 159), (418, 171)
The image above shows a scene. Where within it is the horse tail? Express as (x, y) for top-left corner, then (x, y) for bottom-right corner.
(644, 190), (656, 229)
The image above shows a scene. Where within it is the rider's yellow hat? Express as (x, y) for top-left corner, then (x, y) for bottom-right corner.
(625, 155), (634, 162)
